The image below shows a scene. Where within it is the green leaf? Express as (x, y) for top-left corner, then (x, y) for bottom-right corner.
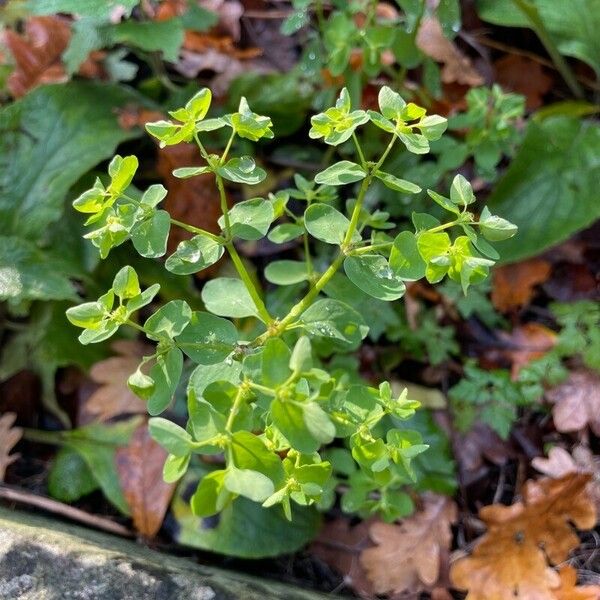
(201, 278), (259, 319)
(450, 174), (475, 206)
(477, 0), (600, 75)
(314, 161), (367, 186)
(48, 448), (98, 502)
(427, 190), (460, 215)
(264, 260), (310, 286)
(300, 299), (368, 349)
(0, 82), (142, 238)
(389, 231), (427, 280)
(112, 265), (140, 300)
(344, 255), (406, 301)
(216, 157), (267, 185)
(111, 18), (184, 63)
(147, 347), (184, 415)
(227, 97), (274, 141)
(219, 198), (274, 240)
(172, 166), (212, 178)
(375, 171), (421, 194)
(478, 206), (518, 241)
(0, 237), (76, 302)
(378, 86), (406, 120)
(149, 417), (193, 456)
(163, 453), (191, 484)
(59, 419), (140, 515)
(173, 469), (320, 558)
(486, 117), (600, 262)
(28, 0), (139, 18)
(144, 300), (192, 340)
(267, 223), (304, 244)
(304, 203), (356, 245)
(131, 210), (171, 258)
(165, 233), (224, 275)
(419, 114), (448, 140)
(190, 470), (230, 517)
(176, 311), (238, 364)
(417, 231), (452, 283)
(290, 336), (312, 373)
(261, 338), (292, 387)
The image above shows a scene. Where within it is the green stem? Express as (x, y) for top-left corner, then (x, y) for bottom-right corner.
(511, 0), (583, 98)
(220, 131), (236, 164)
(225, 386), (246, 431)
(427, 220), (458, 234)
(351, 241), (393, 255)
(170, 218), (223, 242)
(22, 428), (65, 445)
(226, 241), (273, 324)
(215, 175), (231, 233)
(352, 133), (367, 168)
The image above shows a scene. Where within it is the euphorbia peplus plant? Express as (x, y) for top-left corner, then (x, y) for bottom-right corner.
(67, 86), (516, 522)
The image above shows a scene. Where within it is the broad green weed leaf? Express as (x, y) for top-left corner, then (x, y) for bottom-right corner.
(304, 203), (355, 245)
(344, 255), (406, 301)
(202, 278), (260, 319)
(166, 234), (224, 275)
(219, 198), (274, 240)
(176, 311), (238, 364)
(265, 260), (310, 286)
(314, 161), (367, 186)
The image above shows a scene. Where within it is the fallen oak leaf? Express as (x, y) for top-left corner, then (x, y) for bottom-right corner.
(80, 340), (151, 424)
(533, 446), (600, 510)
(360, 494), (457, 596)
(498, 322), (557, 378)
(492, 258), (552, 313)
(546, 370), (600, 436)
(554, 565), (600, 600)
(0, 412), (23, 481)
(416, 17), (484, 87)
(450, 474), (597, 600)
(4, 16), (70, 98)
(115, 423), (176, 537)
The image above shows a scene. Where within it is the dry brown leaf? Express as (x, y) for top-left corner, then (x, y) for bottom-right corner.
(155, 142), (223, 260)
(554, 566), (600, 600)
(491, 258), (552, 312)
(4, 16), (70, 97)
(416, 17), (483, 86)
(80, 340), (150, 424)
(0, 412), (23, 481)
(310, 518), (375, 598)
(115, 423), (176, 537)
(494, 55), (553, 110)
(547, 370), (600, 436)
(498, 322), (557, 378)
(533, 446), (600, 511)
(451, 474), (597, 599)
(361, 494), (457, 596)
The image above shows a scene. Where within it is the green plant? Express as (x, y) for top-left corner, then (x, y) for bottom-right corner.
(66, 85), (515, 522)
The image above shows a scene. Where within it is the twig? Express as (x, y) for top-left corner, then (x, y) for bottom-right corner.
(0, 484), (134, 538)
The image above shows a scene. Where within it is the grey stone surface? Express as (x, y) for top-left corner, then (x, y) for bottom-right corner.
(0, 507), (331, 600)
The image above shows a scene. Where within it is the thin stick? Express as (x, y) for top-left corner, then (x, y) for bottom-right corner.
(0, 484), (134, 538)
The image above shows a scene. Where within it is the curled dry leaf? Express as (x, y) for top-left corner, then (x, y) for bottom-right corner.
(416, 17), (484, 86)
(546, 370), (600, 436)
(80, 340), (150, 424)
(451, 474), (597, 600)
(554, 566), (600, 600)
(0, 412), (23, 481)
(310, 518), (375, 598)
(360, 494), (457, 596)
(115, 423), (176, 537)
(533, 446), (600, 510)
(4, 16), (70, 98)
(498, 322), (557, 378)
(491, 258), (552, 313)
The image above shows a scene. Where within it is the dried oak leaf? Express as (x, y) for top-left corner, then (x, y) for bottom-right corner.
(416, 17), (483, 86)
(310, 518), (375, 598)
(451, 474), (597, 600)
(494, 55), (553, 110)
(533, 446), (600, 511)
(497, 322), (557, 378)
(0, 412), (23, 481)
(360, 494), (457, 596)
(554, 566), (600, 600)
(80, 340), (150, 424)
(491, 258), (552, 313)
(115, 423), (176, 537)
(546, 370), (600, 436)
(4, 16), (70, 98)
